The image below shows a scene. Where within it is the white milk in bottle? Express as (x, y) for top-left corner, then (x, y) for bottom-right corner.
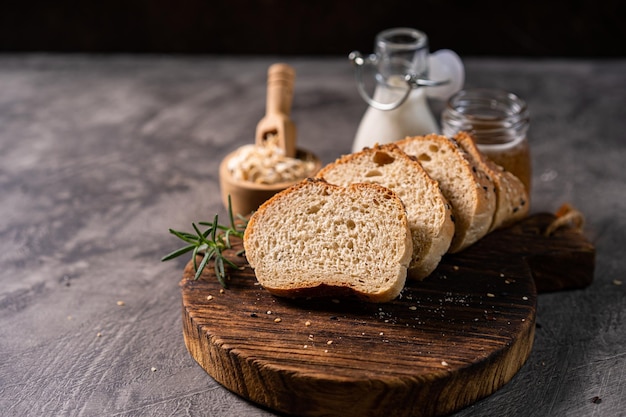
(350, 28), (464, 152)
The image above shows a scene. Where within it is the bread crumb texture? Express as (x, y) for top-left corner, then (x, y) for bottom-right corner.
(317, 143), (454, 280)
(243, 179), (412, 302)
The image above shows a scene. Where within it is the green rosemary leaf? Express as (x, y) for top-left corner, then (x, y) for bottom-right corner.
(169, 229), (200, 244)
(223, 229), (238, 248)
(210, 214), (218, 242)
(192, 223), (208, 243)
(195, 252), (211, 281)
(160, 244), (196, 262)
(205, 246), (217, 263)
(215, 256), (226, 287)
(228, 195), (236, 230)
(192, 245), (200, 271)
(222, 256), (239, 270)
(162, 196), (248, 288)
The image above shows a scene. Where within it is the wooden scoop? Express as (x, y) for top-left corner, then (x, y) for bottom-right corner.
(255, 63), (297, 158)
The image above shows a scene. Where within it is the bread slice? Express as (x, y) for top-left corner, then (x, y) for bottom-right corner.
(316, 143), (454, 280)
(453, 131), (529, 231)
(396, 134), (496, 253)
(243, 178), (413, 303)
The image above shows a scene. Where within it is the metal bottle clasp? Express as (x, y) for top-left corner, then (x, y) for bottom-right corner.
(349, 51), (450, 111)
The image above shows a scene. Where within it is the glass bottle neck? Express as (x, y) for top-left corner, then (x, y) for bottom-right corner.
(375, 27), (430, 83)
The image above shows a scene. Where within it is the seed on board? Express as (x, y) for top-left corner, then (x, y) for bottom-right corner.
(487, 293), (495, 298)
(274, 318), (282, 323)
(206, 295), (213, 301)
(151, 367), (157, 372)
(613, 279), (623, 286)
(305, 320), (311, 327)
(441, 361), (449, 366)
(327, 340), (333, 345)
(117, 300), (125, 306)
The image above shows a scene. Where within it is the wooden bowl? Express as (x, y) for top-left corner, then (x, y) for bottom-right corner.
(219, 148), (322, 217)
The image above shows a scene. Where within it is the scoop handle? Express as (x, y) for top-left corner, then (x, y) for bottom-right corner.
(266, 63), (295, 116)
(255, 63), (297, 158)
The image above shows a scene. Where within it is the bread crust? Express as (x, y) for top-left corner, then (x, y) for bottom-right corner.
(453, 132), (529, 231)
(397, 134), (497, 253)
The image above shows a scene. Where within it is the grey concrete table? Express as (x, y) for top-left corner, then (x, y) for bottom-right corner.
(1, 55), (624, 417)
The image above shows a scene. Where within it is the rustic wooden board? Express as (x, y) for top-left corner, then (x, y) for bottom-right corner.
(180, 213), (594, 417)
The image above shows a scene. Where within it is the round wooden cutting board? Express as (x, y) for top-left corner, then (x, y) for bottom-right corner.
(179, 213), (594, 417)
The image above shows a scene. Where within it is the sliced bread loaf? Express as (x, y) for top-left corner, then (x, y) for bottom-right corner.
(316, 143), (454, 280)
(243, 178), (413, 303)
(396, 134), (496, 253)
(454, 131), (529, 231)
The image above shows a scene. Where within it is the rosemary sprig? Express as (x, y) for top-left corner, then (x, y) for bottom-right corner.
(161, 196), (248, 288)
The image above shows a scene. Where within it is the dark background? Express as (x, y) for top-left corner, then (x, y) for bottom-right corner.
(1, 0), (624, 57)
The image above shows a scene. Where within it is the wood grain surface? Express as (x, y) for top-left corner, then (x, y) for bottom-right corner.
(180, 213), (594, 417)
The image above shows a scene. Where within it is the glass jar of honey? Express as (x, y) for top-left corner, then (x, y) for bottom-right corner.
(441, 88), (532, 193)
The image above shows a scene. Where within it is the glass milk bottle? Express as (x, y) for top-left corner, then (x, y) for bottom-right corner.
(350, 27), (464, 152)
(441, 88), (532, 193)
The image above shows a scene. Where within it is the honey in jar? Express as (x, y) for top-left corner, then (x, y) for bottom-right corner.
(441, 88), (532, 193)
